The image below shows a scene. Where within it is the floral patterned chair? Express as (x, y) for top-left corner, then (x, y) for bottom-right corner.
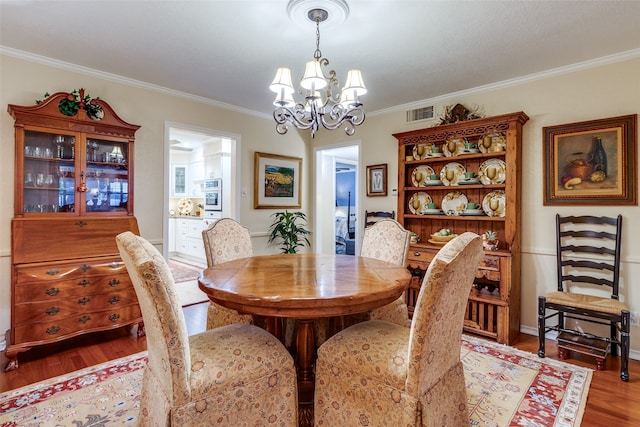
(116, 231), (298, 426)
(359, 218), (411, 326)
(310, 219), (411, 347)
(202, 218), (254, 330)
(314, 232), (483, 427)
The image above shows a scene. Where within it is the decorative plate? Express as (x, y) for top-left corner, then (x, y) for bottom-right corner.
(442, 191), (468, 216)
(479, 132), (507, 153)
(408, 192), (433, 215)
(411, 165), (435, 187)
(412, 144), (434, 160)
(482, 190), (506, 217)
(478, 158), (507, 184)
(440, 162), (466, 186)
(177, 198), (193, 215)
(443, 137), (468, 157)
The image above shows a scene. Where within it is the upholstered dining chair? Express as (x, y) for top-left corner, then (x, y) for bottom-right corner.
(202, 218), (254, 330)
(314, 232), (483, 426)
(360, 218), (411, 326)
(312, 219), (411, 347)
(116, 231), (298, 426)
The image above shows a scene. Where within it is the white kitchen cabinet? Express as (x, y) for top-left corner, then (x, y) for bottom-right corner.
(205, 154), (223, 179)
(171, 164), (188, 197)
(168, 217), (176, 252)
(175, 218), (205, 262)
(189, 160), (204, 197)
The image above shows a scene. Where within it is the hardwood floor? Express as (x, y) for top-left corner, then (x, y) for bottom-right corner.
(2, 302), (639, 426)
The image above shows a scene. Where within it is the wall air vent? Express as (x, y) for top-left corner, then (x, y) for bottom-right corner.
(406, 106), (434, 122)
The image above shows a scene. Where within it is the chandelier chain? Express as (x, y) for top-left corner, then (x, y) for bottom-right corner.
(314, 18), (322, 60)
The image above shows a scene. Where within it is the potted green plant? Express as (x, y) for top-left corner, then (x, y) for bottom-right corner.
(267, 211), (311, 254)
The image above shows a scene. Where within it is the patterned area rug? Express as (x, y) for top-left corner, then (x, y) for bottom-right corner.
(462, 334), (592, 426)
(0, 336), (591, 426)
(168, 259), (202, 282)
(168, 259), (209, 306)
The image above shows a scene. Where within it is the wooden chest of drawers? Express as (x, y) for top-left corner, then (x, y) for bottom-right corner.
(6, 217), (143, 371)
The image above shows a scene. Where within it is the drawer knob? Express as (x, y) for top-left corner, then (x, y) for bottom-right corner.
(79, 315), (91, 324)
(79, 279), (91, 287)
(79, 264), (91, 272)
(45, 287), (60, 296)
(78, 297), (91, 305)
(108, 296), (120, 305)
(414, 252), (421, 257)
(109, 279), (121, 287)
(109, 262), (120, 269)
(46, 269), (59, 276)
(46, 307), (61, 316)
(75, 221), (88, 227)
(46, 326), (60, 335)
(109, 313), (121, 322)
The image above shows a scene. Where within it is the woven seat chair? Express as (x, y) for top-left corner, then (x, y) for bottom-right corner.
(538, 214), (630, 381)
(202, 218), (254, 330)
(315, 232), (483, 426)
(116, 231), (297, 426)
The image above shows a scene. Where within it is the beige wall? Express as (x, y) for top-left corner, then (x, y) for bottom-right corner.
(1, 53), (640, 357)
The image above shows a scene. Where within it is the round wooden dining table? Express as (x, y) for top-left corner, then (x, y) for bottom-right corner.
(198, 253), (411, 426)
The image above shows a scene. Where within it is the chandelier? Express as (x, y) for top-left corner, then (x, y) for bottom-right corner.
(269, 6), (366, 138)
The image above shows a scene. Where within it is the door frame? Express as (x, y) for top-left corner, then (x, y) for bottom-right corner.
(163, 121), (241, 260)
(313, 143), (360, 255)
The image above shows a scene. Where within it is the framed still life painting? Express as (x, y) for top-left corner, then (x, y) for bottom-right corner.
(254, 152), (302, 209)
(543, 114), (637, 205)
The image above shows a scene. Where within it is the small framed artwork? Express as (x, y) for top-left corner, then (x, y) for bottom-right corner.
(366, 163), (388, 197)
(543, 114), (637, 205)
(254, 152), (302, 209)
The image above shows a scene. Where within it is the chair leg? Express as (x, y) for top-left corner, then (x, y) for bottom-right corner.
(537, 296), (546, 358)
(621, 310), (630, 381)
(610, 320), (619, 357)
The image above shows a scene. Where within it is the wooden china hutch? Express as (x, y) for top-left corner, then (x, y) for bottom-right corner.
(5, 90), (143, 370)
(395, 111), (528, 345)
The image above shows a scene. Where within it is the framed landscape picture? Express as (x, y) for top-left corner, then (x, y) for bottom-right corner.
(254, 152), (302, 209)
(543, 114), (637, 205)
(366, 163), (388, 197)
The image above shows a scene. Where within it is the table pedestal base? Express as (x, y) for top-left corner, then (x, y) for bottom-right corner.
(296, 319), (315, 427)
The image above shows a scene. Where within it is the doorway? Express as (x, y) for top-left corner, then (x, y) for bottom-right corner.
(314, 143), (360, 255)
(163, 122), (240, 264)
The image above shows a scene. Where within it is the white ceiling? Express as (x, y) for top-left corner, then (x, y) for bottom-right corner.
(1, 1), (639, 118)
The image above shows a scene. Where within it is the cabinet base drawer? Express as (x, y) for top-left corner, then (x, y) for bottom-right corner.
(14, 288), (139, 324)
(13, 305), (142, 344)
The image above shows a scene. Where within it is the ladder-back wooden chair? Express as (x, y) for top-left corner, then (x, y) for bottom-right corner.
(537, 214), (630, 381)
(364, 210), (395, 228)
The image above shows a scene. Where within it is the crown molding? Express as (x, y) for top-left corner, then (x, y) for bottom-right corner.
(370, 48), (640, 117)
(0, 46), (271, 120)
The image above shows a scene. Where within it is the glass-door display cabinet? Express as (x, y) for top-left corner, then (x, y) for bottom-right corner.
(18, 129), (132, 216)
(6, 90), (143, 371)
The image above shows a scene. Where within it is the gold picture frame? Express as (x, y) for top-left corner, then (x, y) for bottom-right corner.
(543, 114), (637, 205)
(366, 163), (388, 197)
(254, 152), (302, 209)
